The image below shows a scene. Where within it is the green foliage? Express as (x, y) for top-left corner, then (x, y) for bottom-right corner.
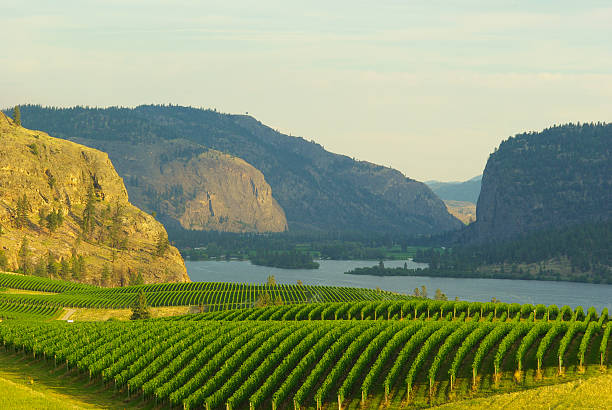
(18, 237), (30, 274)
(108, 202), (127, 249)
(129, 272), (145, 286)
(81, 186), (96, 237)
(413, 220), (612, 283)
(0, 304), (608, 409)
(45, 169), (56, 189)
(27, 143), (39, 155)
(46, 208), (64, 232)
(130, 289), (151, 320)
(13, 105), (20, 126)
(154, 232), (170, 257)
(0, 249), (8, 271)
(15, 194), (30, 229)
(536, 323), (568, 371)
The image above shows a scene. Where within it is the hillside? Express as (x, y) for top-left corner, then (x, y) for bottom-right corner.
(70, 138), (287, 233)
(0, 112), (188, 285)
(443, 200), (476, 225)
(12, 105), (462, 235)
(427, 175), (482, 203)
(472, 123), (611, 241)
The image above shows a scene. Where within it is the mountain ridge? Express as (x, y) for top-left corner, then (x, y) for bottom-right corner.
(11, 104), (463, 235)
(426, 175), (482, 204)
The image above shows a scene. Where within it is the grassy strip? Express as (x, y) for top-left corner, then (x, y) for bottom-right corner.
(0, 351), (149, 409)
(433, 371), (612, 409)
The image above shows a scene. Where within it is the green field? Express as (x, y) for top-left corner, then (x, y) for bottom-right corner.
(0, 272), (610, 409)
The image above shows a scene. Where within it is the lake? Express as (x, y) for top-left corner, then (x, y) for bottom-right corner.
(186, 259), (612, 311)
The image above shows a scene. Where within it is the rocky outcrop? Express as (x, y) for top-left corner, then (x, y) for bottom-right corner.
(65, 138), (288, 233)
(471, 123), (612, 242)
(0, 112), (188, 285)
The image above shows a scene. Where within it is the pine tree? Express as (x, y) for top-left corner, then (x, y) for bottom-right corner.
(154, 232), (170, 256)
(0, 250), (9, 271)
(101, 264), (111, 287)
(13, 106), (21, 126)
(131, 289), (151, 320)
(18, 237), (30, 274)
(15, 194), (30, 229)
(47, 251), (59, 277)
(81, 186), (96, 237)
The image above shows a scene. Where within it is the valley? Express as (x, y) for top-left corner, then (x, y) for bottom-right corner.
(2, 2), (610, 409)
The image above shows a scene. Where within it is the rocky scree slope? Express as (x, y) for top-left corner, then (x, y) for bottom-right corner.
(0, 112), (188, 285)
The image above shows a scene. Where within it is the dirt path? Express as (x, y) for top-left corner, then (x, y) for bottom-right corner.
(59, 308), (76, 321)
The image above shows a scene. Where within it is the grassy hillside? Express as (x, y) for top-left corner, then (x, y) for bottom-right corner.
(0, 353), (146, 409)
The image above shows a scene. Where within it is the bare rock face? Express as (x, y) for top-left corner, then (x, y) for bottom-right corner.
(66, 138), (288, 233)
(0, 112), (189, 285)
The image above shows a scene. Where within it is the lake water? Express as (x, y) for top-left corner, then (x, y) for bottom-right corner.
(186, 259), (612, 311)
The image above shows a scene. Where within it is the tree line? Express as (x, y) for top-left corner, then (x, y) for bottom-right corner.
(414, 220), (612, 283)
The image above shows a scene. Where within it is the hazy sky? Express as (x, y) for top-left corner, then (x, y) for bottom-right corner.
(2, 1), (611, 181)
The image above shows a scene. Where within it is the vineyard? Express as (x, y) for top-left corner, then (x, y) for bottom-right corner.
(0, 315), (610, 409)
(0, 271), (610, 409)
(0, 273), (408, 310)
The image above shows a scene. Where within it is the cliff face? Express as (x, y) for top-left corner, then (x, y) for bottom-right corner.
(0, 112), (188, 285)
(15, 105), (462, 235)
(66, 138), (288, 233)
(472, 123), (612, 242)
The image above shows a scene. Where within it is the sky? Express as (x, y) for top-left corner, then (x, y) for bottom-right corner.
(2, 1), (611, 181)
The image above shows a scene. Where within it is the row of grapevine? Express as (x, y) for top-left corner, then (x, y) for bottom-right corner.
(183, 300), (608, 325)
(0, 300), (61, 320)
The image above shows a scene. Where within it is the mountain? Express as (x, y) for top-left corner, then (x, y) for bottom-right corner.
(69, 138), (288, 233)
(426, 175), (482, 203)
(12, 105), (462, 235)
(425, 176), (480, 225)
(0, 112), (188, 285)
(471, 123), (611, 242)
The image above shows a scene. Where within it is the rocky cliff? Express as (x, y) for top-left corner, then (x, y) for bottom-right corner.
(14, 105), (462, 235)
(0, 112), (189, 285)
(471, 123), (611, 242)
(67, 138), (288, 233)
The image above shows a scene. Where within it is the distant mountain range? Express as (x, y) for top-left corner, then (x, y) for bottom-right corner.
(426, 175), (482, 204)
(10, 105), (462, 236)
